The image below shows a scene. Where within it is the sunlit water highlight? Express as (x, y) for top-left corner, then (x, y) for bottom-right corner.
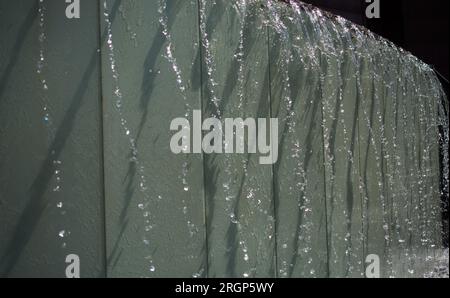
(100, 0), (448, 277)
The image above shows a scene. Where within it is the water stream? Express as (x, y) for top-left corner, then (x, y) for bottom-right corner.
(100, 0), (448, 277)
(103, 0), (156, 273)
(37, 0), (67, 250)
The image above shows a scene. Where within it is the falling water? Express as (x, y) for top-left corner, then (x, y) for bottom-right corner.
(101, 0), (447, 278)
(37, 0), (67, 250)
(158, 0), (201, 262)
(103, 0), (156, 274)
(198, 0), (222, 119)
(261, 0), (448, 277)
(234, 0), (248, 111)
(198, 0), (259, 277)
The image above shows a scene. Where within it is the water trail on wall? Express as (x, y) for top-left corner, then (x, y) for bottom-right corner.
(355, 28), (392, 275)
(298, 3), (357, 277)
(198, 0), (222, 119)
(427, 70), (449, 277)
(264, 0), (296, 278)
(234, 0), (247, 112)
(266, 0), (293, 129)
(329, 10), (360, 277)
(233, 0), (254, 276)
(158, 0), (190, 115)
(348, 22), (396, 277)
(37, 0), (67, 250)
(398, 57), (419, 276)
(291, 1), (324, 277)
(103, 0), (155, 274)
(306, 11), (394, 276)
(198, 0), (253, 276)
(331, 14), (366, 277)
(382, 44), (413, 277)
(309, 7), (349, 276)
(264, 1), (323, 277)
(98, 0), (448, 278)
(158, 0), (201, 266)
(264, 0), (448, 277)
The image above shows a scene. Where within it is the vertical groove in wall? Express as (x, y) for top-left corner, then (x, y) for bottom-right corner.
(266, 24), (278, 278)
(196, 0), (210, 278)
(96, 0), (108, 278)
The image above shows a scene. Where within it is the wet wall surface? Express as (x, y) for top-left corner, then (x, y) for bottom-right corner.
(0, 0), (448, 278)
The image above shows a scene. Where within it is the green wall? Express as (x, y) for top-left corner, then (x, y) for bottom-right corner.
(0, 0), (104, 277)
(0, 0), (445, 278)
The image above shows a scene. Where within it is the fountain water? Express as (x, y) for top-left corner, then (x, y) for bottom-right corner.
(101, 0), (447, 277)
(262, 0), (448, 277)
(37, 0), (67, 250)
(103, 0), (156, 273)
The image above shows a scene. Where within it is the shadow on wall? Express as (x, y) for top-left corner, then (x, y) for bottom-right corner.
(0, 0), (447, 278)
(0, 0), (122, 277)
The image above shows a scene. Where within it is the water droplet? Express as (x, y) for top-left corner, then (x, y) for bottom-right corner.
(230, 213), (238, 224)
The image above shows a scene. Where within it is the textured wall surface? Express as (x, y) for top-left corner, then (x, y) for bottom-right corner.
(101, 0), (207, 278)
(0, 0), (445, 278)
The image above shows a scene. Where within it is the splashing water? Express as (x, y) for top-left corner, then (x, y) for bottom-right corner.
(198, 0), (258, 276)
(198, 0), (222, 118)
(158, 0), (202, 256)
(37, 0), (67, 250)
(261, 0), (448, 277)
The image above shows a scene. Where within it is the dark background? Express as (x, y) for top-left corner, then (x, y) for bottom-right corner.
(299, 0), (450, 247)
